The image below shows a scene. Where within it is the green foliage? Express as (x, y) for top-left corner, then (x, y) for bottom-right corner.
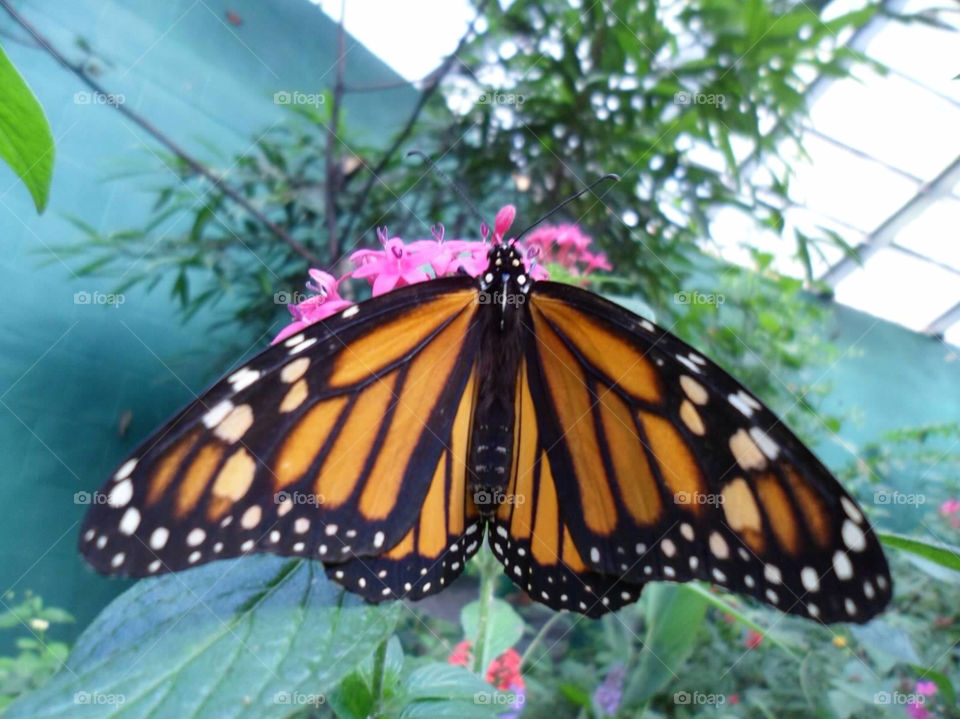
(0, 43), (54, 213)
(461, 597), (524, 673)
(0, 593), (73, 712)
(4, 558), (398, 718)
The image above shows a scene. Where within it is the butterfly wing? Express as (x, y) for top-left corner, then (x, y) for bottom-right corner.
(494, 281), (890, 622)
(79, 278), (482, 598)
(489, 354), (645, 617)
(326, 368), (488, 601)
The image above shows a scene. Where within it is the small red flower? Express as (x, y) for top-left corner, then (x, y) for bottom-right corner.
(448, 640), (474, 668)
(728, 693), (740, 705)
(744, 630), (764, 649)
(486, 648), (525, 692)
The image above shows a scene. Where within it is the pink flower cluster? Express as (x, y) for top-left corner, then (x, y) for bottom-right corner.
(272, 205), (611, 344)
(907, 680), (938, 719)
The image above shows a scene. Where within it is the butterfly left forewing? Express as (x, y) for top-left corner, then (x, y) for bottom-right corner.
(520, 282), (891, 622)
(79, 281), (480, 579)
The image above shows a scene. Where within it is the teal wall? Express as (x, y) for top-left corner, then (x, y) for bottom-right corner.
(0, 0), (416, 642)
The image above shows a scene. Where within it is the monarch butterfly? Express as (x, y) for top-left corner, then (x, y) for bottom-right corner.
(79, 211), (891, 624)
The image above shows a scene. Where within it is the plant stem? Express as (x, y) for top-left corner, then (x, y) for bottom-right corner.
(324, 0), (347, 260)
(472, 547), (498, 675)
(0, 0), (323, 267)
(370, 638), (388, 716)
(519, 612), (565, 671)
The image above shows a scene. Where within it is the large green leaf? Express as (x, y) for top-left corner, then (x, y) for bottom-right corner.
(0, 42), (54, 213)
(879, 532), (960, 573)
(623, 583), (708, 706)
(5, 557), (398, 718)
(397, 663), (502, 719)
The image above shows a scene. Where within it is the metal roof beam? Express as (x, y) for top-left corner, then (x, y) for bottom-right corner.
(927, 300), (960, 336)
(819, 153), (960, 286)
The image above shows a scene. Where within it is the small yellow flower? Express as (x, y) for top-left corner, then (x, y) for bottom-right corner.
(832, 635), (847, 648)
(29, 618), (49, 632)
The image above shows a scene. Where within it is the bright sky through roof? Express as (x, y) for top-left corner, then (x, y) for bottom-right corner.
(314, 0), (960, 346)
(311, 0), (474, 82)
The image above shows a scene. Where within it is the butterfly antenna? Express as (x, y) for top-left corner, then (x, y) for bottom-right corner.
(406, 150), (486, 227)
(512, 173), (620, 243)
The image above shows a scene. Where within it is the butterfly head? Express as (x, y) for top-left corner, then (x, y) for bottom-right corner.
(479, 244), (531, 297)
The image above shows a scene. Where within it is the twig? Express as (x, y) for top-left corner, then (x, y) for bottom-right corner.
(0, 0), (324, 266)
(339, 0), (492, 253)
(324, 0), (347, 260)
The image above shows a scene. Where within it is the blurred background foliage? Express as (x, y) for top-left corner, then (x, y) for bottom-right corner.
(57, 0), (886, 446)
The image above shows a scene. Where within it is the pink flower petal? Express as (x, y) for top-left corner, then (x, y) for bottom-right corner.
(494, 204), (516, 241)
(372, 271), (400, 296)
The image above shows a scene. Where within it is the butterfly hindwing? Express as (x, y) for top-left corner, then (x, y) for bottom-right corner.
(488, 356), (645, 617)
(512, 282), (890, 622)
(325, 370), (487, 601)
(79, 279), (480, 584)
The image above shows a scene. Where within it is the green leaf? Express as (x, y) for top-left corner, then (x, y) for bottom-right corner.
(398, 663), (501, 719)
(850, 622), (920, 673)
(460, 598), (524, 671)
(878, 532), (960, 572)
(623, 582), (708, 705)
(4, 557), (399, 718)
(0, 43), (55, 213)
(683, 583), (799, 657)
(326, 671), (374, 719)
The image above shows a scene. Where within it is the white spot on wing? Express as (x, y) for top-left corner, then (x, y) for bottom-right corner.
(289, 338), (317, 355)
(749, 427), (779, 460)
(202, 400), (234, 428)
(114, 458), (138, 481)
(842, 519), (866, 552)
(833, 550), (853, 580)
(108, 479), (133, 508)
(118, 507), (140, 535)
(228, 367), (261, 392)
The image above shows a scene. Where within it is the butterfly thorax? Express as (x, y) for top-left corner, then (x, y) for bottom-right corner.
(469, 243), (530, 516)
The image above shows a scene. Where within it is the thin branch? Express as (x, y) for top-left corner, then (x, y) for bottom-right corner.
(324, 0), (348, 260)
(0, 0), (323, 266)
(339, 0), (492, 252)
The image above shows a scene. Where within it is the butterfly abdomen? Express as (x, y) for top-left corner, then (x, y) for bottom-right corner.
(469, 421), (513, 515)
(469, 256), (528, 516)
